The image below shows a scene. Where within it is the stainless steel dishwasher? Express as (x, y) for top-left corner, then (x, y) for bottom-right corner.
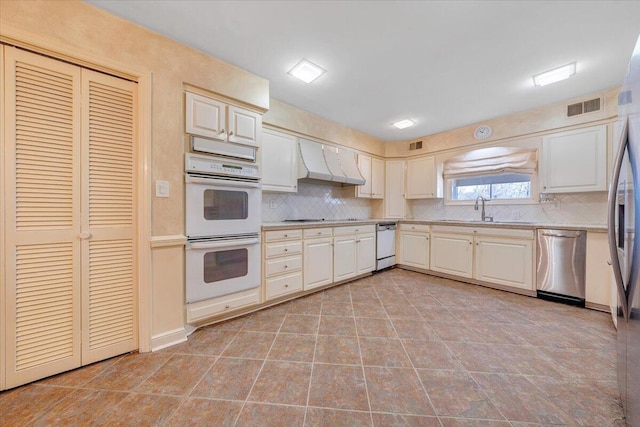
(536, 228), (587, 307)
(376, 222), (396, 271)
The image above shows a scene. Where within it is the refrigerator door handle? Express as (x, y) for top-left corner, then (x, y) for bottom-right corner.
(607, 117), (629, 320)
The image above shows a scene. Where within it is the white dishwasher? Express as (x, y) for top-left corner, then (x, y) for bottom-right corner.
(376, 222), (396, 271)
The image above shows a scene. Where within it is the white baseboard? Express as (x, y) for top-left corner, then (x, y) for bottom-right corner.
(151, 327), (187, 351)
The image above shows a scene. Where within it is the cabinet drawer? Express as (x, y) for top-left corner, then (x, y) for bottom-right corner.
(265, 255), (302, 277)
(334, 224), (376, 236)
(266, 271), (303, 300)
(400, 223), (430, 232)
(265, 229), (302, 242)
(265, 241), (302, 259)
(186, 289), (259, 323)
(303, 227), (333, 238)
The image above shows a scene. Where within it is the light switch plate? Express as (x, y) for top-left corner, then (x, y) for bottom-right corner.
(155, 180), (169, 198)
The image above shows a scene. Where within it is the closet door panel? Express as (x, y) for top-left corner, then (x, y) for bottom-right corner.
(4, 47), (82, 388)
(81, 69), (138, 365)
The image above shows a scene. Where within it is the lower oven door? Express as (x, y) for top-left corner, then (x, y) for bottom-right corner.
(186, 235), (261, 303)
(186, 175), (261, 239)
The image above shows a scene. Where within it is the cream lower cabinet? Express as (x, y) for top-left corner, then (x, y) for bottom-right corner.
(263, 229), (303, 300)
(475, 236), (533, 291)
(430, 232), (474, 278)
(398, 224), (430, 270)
(333, 225), (376, 282)
(585, 231), (612, 309)
(429, 225), (534, 292)
(303, 228), (334, 290)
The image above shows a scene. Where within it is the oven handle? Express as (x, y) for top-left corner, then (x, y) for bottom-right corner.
(188, 237), (260, 250)
(185, 175), (261, 189)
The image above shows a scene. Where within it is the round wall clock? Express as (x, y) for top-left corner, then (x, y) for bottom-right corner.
(473, 125), (493, 140)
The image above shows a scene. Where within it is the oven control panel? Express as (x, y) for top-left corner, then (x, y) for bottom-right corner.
(186, 153), (260, 179)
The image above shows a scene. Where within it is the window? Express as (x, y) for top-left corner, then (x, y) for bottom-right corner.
(443, 147), (537, 203)
(450, 173), (531, 201)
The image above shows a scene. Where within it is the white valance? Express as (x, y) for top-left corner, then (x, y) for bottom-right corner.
(443, 147), (537, 178)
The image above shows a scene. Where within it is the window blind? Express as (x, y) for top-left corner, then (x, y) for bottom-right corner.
(443, 147), (537, 178)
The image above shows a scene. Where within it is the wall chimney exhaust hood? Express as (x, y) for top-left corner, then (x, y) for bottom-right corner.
(297, 138), (365, 185)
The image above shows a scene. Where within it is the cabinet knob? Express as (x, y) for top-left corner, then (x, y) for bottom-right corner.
(317, 231), (322, 235)
(79, 232), (92, 240)
(476, 242), (479, 246)
(469, 241), (472, 245)
(607, 260), (612, 266)
(229, 131), (234, 136)
(224, 305), (230, 309)
(284, 265), (288, 269)
(220, 129), (225, 134)
(284, 284), (289, 288)
(284, 248), (288, 252)
(284, 234), (288, 238)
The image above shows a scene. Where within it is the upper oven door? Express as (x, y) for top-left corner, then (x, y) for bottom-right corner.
(186, 175), (261, 238)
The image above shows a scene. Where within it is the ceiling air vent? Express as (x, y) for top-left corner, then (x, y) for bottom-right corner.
(566, 97), (602, 117)
(409, 141), (423, 150)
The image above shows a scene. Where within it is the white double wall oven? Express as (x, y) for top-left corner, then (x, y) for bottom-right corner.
(185, 137), (262, 304)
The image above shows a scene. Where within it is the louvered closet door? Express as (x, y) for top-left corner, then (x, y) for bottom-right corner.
(80, 69), (138, 365)
(4, 47), (82, 388)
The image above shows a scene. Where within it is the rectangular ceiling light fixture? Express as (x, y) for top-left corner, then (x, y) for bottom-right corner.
(288, 59), (326, 83)
(392, 119), (416, 129)
(533, 62), (576, 87)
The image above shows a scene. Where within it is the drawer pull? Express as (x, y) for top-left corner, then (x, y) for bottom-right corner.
(284, 234), (288, 238)
(284, 248), (288, 252)
(284, 284), (289, 288)
(224, 305), (230, 309)
(284, 265), (288, 269)
(317, 231), (322, 235)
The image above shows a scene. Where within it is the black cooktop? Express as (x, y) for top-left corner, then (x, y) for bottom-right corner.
(283, 218), (325, 222)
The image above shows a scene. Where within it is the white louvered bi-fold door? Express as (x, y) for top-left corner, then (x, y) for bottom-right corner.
(81, 69), (137, 365)
(3, 47), (137, 388)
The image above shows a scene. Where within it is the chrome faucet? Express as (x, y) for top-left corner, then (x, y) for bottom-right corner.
(474, 196), (493, 222)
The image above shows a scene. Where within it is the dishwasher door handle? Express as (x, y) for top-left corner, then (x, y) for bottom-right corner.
(541, 232), (580, 238)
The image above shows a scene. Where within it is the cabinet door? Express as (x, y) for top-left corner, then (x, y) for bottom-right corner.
(4, 47), (83, 388)
(430, 233), (473, 278)
(406, 156), (436, 199)
(540, 125), (607, 193)
(304, 238), (333, 290)
(333, 235), (357, 282)
(371, 157), (385, 199)
(474, 237), (533, 291)
(228, 105), (261, 147)
(356, 154), (372, 198)
(185, 92), (226, 140)
(262, 129), (298, 192)
(585, 232), (612, 307)
(385, 160), (406, 218)
(399, 232), (429, 269)
(356, 233), (376, 274)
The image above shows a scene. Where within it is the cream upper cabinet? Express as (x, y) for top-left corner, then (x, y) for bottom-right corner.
(385, 160), (406, 219)
(186, 92), (261, 147)
(304, 235), (333, 290)
(371, 157), (385, 199)
(540, 124), (607, 193)
(356, 155), (384, 199)
(185, 92), (226, 140)
(474, 236), (533, 291)
(228, 105), (262, 147)
(262, 129), (298, 193)
(406, 156), (441, 199)
(430, 232), (474, 278)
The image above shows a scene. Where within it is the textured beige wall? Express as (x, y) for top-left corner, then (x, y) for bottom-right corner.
(0, 0), (269, 237)
(264, 99), (385, 157)
(385, 87), (619, 158)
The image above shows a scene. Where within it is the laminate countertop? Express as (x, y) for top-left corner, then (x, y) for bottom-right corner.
(262, 219), (607, 233)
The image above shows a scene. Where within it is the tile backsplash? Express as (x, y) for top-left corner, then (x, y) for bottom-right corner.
(408, 192), (608, 225)
(262, 184), (607, 226)
(262, 182), (372, 222)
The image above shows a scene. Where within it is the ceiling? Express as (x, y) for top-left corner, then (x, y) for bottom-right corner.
(85, 0), (640, 141)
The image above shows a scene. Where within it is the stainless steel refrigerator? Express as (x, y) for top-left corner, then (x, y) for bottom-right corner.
(609, 34), (640, 427)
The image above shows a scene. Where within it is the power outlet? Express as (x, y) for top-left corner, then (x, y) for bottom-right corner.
(269, 200), (276, 209)
(155, 180), (169, 198)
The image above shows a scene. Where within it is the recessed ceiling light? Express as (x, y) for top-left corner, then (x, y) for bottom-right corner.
(288, 59), (326, 83)
(533, 62), (576, 87)
(392, 119), (415, 129)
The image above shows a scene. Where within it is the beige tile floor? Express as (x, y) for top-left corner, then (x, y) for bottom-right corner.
(0, 269), (624, 426)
